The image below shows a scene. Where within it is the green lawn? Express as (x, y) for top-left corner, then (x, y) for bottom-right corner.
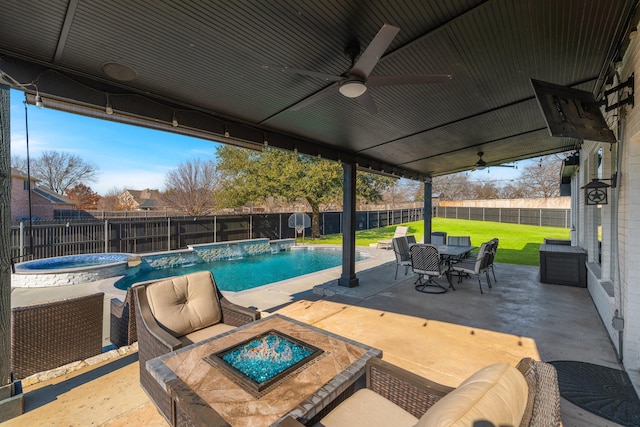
(305, 218), (570, 266)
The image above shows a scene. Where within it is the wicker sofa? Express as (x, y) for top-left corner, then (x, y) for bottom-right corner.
(281, 356), (562, 427)
(11, 292), (104, 379)
(133, 270), (260, 425)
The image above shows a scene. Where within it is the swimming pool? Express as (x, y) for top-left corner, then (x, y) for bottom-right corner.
(115, 246), (367, 292)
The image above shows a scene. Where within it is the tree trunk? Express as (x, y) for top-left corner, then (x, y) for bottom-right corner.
(308, 201), (321, 238)
(0, 84), (11, 386)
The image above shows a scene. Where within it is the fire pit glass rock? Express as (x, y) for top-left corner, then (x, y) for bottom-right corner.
(205, 330), (323, 394)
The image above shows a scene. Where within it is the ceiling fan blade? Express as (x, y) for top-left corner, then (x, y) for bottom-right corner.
(355, 91), (378, 114)
(289, 83), (340, 111)
(350, 24), (400, 79)
(262, 64), (344, 82)
(367, 74), (452, 87)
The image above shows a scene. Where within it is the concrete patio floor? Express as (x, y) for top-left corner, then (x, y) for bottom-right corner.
(5, 247), (638, 426)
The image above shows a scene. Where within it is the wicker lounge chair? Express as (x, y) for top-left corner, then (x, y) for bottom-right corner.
(281, 357), (562, 427)
(377, 225), (409, 249)
(11, 292), (104, 379)
(134, 270), (260, 425)
(110, 277), (165, 348)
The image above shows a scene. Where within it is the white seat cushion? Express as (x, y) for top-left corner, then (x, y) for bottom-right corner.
(416, 363), (528, 427)
(146, 271), (222, 337)
(318, 388), (418, 427)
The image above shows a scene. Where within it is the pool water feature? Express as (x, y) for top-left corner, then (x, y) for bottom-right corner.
(115, 245), (367, 292)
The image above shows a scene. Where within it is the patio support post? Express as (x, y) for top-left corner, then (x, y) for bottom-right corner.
(0, 84), (24, 421)
(338, 161), (358, 288)
(424, 178), (433, 243)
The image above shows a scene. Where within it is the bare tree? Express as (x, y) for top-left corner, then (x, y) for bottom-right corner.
(433, 173), (476, 200)
(97, 187), (125, 210)
(473, 181), (500, 199)
(11, 154), (27, 172)
(499, 182), (529, 199)
(30, 151), (99, 194)
(516, 155), (564, 198)
(164, 158), (218, 215)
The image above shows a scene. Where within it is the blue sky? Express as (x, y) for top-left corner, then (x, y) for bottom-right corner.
(8, 88), (526, 195)
(9, 89), (220, 195)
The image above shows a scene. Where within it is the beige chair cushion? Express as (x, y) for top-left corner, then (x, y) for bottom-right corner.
(318, 388), (418, 427)
(146, 271), (222, 337)
(416, 363), (528, 427)
(178, 322), (236, 347)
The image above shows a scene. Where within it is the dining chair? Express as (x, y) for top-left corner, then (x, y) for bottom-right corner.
(486, 238), (499, 283)
(450, 242), (492, 294)
(392, 237), (412, 280)
(447, 235), (471, 246)
(447, 236), (472, 259)
(430, 232), (447, 245)
(410, 244), (449, 294)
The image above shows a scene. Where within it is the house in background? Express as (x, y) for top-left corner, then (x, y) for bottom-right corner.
(10, 168), (75, 221)
(118, 188), (167, 211)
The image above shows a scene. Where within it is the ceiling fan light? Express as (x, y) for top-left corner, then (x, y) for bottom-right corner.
(339, 81), (367, 98)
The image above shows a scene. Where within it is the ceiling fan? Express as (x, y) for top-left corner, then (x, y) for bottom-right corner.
(473, 151), (517, 171)
(262, 24), (452, 114)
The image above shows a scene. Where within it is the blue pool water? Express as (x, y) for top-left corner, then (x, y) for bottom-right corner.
(17, 253), (131, 270)
(115, 247), (366, 292)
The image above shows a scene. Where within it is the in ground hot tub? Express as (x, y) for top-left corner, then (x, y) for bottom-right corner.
(12, 253), (134, 287)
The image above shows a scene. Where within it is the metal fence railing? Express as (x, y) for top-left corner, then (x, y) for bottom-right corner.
(12, 208), (424, 261)
(11, 206), (569, 261)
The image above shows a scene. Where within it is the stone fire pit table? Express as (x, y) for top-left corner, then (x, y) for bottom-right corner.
(146, 314), (382, 426)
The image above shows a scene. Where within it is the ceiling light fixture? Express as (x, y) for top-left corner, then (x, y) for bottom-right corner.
(34, 86), (43, 108)
(105, 94), (113, 115)
(102, 62), (137, 81)
(224, 124), (230, 138)
(339, 80), (367, 98)
(171, 111), (178, 127)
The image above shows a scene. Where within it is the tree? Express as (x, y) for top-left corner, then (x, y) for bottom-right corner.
(11, 155), (27, 173)
(432, 173), (476, 200)
(97, 187), (125, 210)
(164, 158), (218, 215)
(473, 181), (500, 199)
(65, 183), (100, 210)
(516, 155), (564, 198)
(30, 151), (99, 194)
(215, 146), (393, 238)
